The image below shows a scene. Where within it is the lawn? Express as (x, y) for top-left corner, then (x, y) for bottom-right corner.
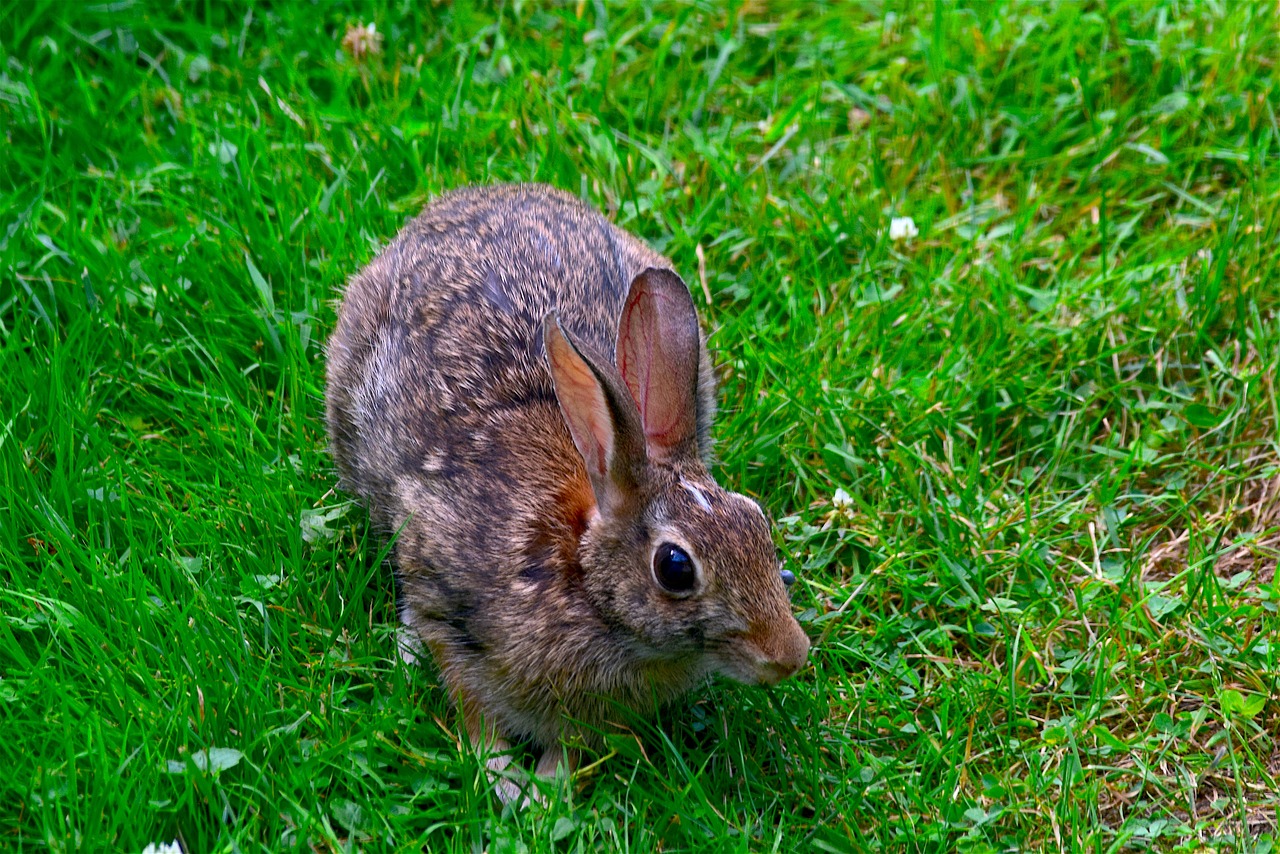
(3, 1), (1279, 851)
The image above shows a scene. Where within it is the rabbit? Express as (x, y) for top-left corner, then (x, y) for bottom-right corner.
(325, 183), (809, 803)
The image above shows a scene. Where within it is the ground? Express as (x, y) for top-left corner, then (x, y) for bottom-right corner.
(2, 1), (1278, 851)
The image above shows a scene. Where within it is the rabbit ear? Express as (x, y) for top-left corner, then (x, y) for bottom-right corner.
(544, 313), (645, 517)
(616, 268), (701, 463)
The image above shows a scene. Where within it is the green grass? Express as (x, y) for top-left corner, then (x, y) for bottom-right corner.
(3, 0), (1279, 850)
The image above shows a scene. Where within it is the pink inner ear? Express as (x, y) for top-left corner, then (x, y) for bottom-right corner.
(618, 274), (698, 458)
(628, 295), (679, 443)
(565, 374), (611, 477)
(549, 334), (613, 480)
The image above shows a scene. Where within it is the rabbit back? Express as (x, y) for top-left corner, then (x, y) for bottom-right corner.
(326, 184), (713, 524)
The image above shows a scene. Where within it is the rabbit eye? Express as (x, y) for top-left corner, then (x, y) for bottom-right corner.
(653, 542), (697, 594)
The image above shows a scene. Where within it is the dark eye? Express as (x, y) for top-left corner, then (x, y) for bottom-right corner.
(780, 568), (796, 587)
(653, 543), (697, 594)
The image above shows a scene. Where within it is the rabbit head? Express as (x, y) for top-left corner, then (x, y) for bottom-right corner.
(544, 268), (809, 688)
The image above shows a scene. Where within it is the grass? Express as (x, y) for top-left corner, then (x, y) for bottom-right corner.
(2, 0), (1279, 850)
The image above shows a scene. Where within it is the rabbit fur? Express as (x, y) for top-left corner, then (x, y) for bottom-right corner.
(325, 183), (809, 801)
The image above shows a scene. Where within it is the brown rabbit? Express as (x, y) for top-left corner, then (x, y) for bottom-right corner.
(325, 183), (809, 802)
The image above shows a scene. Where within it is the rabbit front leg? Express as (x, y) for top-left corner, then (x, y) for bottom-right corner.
(462, 700), (575, 805)
(456, 687), (536, 805)
(483, 737), (532, 807)
(534, 743), (576, 793)
(486, 744), (576, 807)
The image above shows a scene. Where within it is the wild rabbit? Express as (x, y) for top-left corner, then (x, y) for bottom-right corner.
(325, 183), (809, 803)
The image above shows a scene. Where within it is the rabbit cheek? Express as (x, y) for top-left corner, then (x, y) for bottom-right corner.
(637, 598), (720, 657)
(584, 560), (703, 656)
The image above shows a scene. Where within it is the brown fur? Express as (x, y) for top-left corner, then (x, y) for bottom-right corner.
(325, 183), (808, 797)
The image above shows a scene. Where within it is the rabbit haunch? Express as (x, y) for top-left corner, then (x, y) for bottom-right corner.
(325, 183), (808, 798)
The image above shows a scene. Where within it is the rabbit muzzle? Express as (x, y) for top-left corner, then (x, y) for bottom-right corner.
(730, 616), (811, 686)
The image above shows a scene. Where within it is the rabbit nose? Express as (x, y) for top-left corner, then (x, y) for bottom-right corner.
(752, 618), (810, 685)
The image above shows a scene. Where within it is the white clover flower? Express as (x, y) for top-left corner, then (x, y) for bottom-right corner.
(888, 216), (919, 241)
(141, 843), (183, 854)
